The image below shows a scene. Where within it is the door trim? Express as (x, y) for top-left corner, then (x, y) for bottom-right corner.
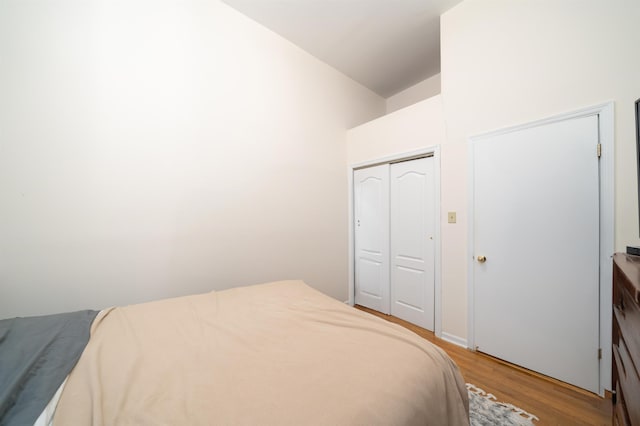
(348, 146), (442, 337)
(467, 102), (614, 396)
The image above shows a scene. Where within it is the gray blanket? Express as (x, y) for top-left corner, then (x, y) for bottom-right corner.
(0, 310), (98, 426)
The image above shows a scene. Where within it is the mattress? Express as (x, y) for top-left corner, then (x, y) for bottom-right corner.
(53, 280), (469, 425)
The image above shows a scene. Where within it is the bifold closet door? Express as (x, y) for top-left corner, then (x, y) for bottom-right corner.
(390, 157), (435, 330)
(354, 164), (390, 313)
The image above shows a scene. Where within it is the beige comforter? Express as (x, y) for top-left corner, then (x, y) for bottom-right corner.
(54, 281), (469, 425)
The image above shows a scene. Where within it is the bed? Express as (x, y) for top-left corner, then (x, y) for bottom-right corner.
(2, 280), (469, 425)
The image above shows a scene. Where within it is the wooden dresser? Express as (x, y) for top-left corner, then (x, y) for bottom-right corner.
(613, 253), (640, 425)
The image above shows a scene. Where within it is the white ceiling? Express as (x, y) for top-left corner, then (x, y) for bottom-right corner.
(221, 0), (463, 98)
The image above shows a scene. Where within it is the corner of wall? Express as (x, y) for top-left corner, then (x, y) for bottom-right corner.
(385, 74), (442, 114)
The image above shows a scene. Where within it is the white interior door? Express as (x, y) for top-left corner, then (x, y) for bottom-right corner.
(390, 157), (435, 330)
(354, 164), (389, 313)
(472, 115), (600, 393)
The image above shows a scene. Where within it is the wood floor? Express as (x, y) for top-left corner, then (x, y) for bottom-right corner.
(356, 306), (612, 426)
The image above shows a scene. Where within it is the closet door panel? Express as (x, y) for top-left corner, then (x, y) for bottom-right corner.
(390, 157), (435, 330)
(393, 266), (424, 311)
(354, 164), (389, 313)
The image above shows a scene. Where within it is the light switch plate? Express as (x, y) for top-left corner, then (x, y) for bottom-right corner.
(448, 212), (457, 223)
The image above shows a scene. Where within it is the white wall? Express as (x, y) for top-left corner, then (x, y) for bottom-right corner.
(386, 74), (441, 114)
(440, 0), (640, 339)
(0, 0), (385, 319)
(348, 95), (445, 164)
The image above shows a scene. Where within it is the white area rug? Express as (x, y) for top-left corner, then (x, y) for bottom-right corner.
(468, 383), (539, 426)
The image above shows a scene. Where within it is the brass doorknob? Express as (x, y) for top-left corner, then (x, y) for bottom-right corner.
(477, 255), (487, 263)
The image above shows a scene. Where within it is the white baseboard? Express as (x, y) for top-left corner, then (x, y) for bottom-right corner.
(441, 332), (468, 349)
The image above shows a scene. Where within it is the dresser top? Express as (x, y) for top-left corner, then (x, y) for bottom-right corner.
(614, 252), (640, 304)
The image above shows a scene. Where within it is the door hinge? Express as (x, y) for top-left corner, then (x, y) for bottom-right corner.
(597, 143), (602, 158)
(598, 348), (602, 360)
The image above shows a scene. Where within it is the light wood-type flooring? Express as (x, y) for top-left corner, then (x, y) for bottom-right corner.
(356, 306), (612, 426)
